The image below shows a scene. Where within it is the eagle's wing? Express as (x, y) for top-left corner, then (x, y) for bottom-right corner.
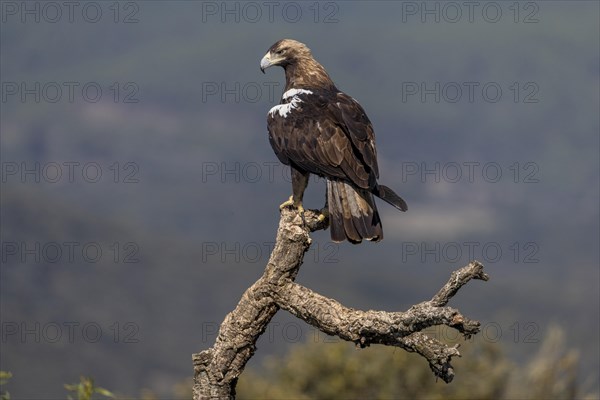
(328, 92), (379, 180)
(268, 90), (378, 190)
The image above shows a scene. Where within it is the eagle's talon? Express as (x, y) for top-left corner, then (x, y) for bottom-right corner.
(317, 207), (329, 222)
(280, 196), (306, 224)
(279, 196), (295, 210)
(298, 204), (306, 225)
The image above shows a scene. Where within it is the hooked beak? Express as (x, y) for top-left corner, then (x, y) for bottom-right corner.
(260, 52), (273, 74)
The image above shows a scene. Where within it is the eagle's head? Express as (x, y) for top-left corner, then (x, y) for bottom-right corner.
(260, 39), (312, 73)
(260, 39), (335, 90)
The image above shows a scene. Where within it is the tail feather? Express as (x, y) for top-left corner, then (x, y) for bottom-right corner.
(327, 180), (383, 244)
(376, 184), (408, 212)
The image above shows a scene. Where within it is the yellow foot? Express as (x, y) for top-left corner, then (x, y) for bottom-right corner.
(279, 196), (294, 210)
(317, 207), (329, 222)
(280, 196), (305, 223)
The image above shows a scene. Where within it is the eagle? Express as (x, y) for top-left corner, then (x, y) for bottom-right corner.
(260, 39), (407, 243)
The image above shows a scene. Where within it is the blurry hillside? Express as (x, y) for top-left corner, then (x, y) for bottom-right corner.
(236, 327), (597, 400)
(1, 1), (598, 397)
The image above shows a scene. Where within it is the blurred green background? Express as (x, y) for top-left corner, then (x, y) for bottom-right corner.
(1, 1), (598, 398)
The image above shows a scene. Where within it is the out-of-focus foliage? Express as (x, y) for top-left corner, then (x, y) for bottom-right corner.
(91, 326), (599, 399)
(64, 376), (114, 400)
(234, 326), (597, 400)
(0, 371), (12, 400)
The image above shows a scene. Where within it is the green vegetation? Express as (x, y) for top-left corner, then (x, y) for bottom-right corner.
(3, 327), (598, 399)
(0, 371), (12, 400)
(64, 377), (114, 400)
(236, 326), (595, 400)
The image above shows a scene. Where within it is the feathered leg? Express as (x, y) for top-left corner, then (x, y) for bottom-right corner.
(280, 166), (310, 221)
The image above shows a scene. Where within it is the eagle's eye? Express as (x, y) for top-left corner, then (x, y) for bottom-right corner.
(275, 48), (286, 56)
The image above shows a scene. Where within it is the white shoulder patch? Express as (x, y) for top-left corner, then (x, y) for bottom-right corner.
(268, 89), (313, 119)
(269, 98), (301, 118)
(282, 88), (313, 100)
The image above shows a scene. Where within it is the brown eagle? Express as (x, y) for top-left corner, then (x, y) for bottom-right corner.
(260, 39), (407, 243)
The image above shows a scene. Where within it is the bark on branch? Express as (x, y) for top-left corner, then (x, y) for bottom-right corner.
(193, 209), (489, 399)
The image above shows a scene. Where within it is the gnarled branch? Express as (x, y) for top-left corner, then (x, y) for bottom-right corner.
(193, 209), (488, 399)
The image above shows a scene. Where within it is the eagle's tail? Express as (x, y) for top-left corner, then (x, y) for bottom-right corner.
(327, 180), (383, 244)
(375, 184), (408, 212)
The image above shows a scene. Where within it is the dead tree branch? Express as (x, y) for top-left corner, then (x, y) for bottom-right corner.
(193, 209), (488, 399)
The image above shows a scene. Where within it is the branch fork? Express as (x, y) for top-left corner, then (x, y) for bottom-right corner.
(193, 209), (488, 399)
